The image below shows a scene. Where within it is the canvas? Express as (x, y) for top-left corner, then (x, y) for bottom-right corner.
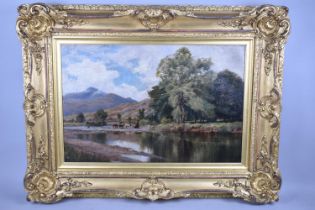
(62, 44), (246, 163)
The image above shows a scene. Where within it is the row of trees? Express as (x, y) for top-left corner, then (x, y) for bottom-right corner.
(80, 109), (108, 126)
(75, 108), (146, 127)
(148, 47), (244, 123)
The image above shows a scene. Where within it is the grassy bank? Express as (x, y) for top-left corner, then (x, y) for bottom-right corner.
(63, 121), (243, 134)
(149, 122), (242, 133)
(63, 122), (85, 127)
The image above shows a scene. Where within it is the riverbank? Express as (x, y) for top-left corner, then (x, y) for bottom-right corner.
(64, 125), (149, 133)
(64, 122), (242, 134)
(150, 122), (242, 134)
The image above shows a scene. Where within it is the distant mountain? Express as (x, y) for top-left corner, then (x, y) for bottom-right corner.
(63, 87), (106, 100)
(63, 87), (137, 116)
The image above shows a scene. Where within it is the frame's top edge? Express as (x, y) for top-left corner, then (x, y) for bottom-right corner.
(50, 4), (255, 11)
(17, 3), (287, 13)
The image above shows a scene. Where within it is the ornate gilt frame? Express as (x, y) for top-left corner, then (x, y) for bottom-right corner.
(16, 3), (290, 204)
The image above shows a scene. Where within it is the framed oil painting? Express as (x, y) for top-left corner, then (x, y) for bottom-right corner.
(17, 3), (290, 204)
(62, 43), (245, 163)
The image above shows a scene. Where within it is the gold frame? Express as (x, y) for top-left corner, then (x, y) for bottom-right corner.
(16, 3), (290, 204)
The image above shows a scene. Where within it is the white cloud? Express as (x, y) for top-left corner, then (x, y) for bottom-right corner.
(112, 83), (148, 101)
(61, 44), (113, 67)
(62, 58), (119, 94)
(62, 58), (148, 101)
(105, 45), (175, 88)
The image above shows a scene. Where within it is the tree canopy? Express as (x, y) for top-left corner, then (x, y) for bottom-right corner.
(94, 109), (108, 125)
(76, 112), (85, 123)
(212, 69), (244, 121)
(148, 47), (244, 123)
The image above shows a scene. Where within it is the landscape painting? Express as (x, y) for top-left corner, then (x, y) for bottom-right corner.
(61, 44), (245, 163)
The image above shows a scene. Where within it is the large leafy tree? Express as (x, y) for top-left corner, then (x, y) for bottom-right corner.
(150, 47), (216, 123)
(149, 47), (244, 123)
(212, 69), (244, 121)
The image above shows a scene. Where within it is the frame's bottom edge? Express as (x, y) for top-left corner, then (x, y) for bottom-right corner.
(70, 191), (234, 199)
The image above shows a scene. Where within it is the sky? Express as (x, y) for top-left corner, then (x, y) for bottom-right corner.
(61, 44), (245, 101)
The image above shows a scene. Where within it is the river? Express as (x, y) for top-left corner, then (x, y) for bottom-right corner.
(64, 127), (242, 163)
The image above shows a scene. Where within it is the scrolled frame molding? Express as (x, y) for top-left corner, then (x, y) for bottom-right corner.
(216, 5), (290, 203)
(16, 3), (290, 204)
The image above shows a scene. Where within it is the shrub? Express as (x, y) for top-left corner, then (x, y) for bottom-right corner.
(139, 119), (150, 127)
(160, 117), (172, 124)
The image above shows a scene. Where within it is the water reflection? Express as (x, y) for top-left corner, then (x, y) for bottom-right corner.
(69, 131), (242, 163)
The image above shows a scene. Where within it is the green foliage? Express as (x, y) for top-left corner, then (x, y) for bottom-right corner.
(139, 119), (150, 127)
(76, 112), (85, 123)
(160, 117), (172, 124)
(150, 47), (217, 123)
(212, 69), (244, 121)
(148, 85), (173, 122)
(127, 116), (132, 125)
(138, 108), (145, 120)
(93, 109), (108, 126)
(117, 113), (122, 122)
(149, 47), (244, 123)
(152, 121), (242, 133)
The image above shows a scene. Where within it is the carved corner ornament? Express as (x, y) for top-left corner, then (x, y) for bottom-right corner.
(16, 3), (84, 41)
(23, 126), (93, 203)
(16, 3), (85, 80)
(25, 169), (92, 203)
(219, 5), (290, 76)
